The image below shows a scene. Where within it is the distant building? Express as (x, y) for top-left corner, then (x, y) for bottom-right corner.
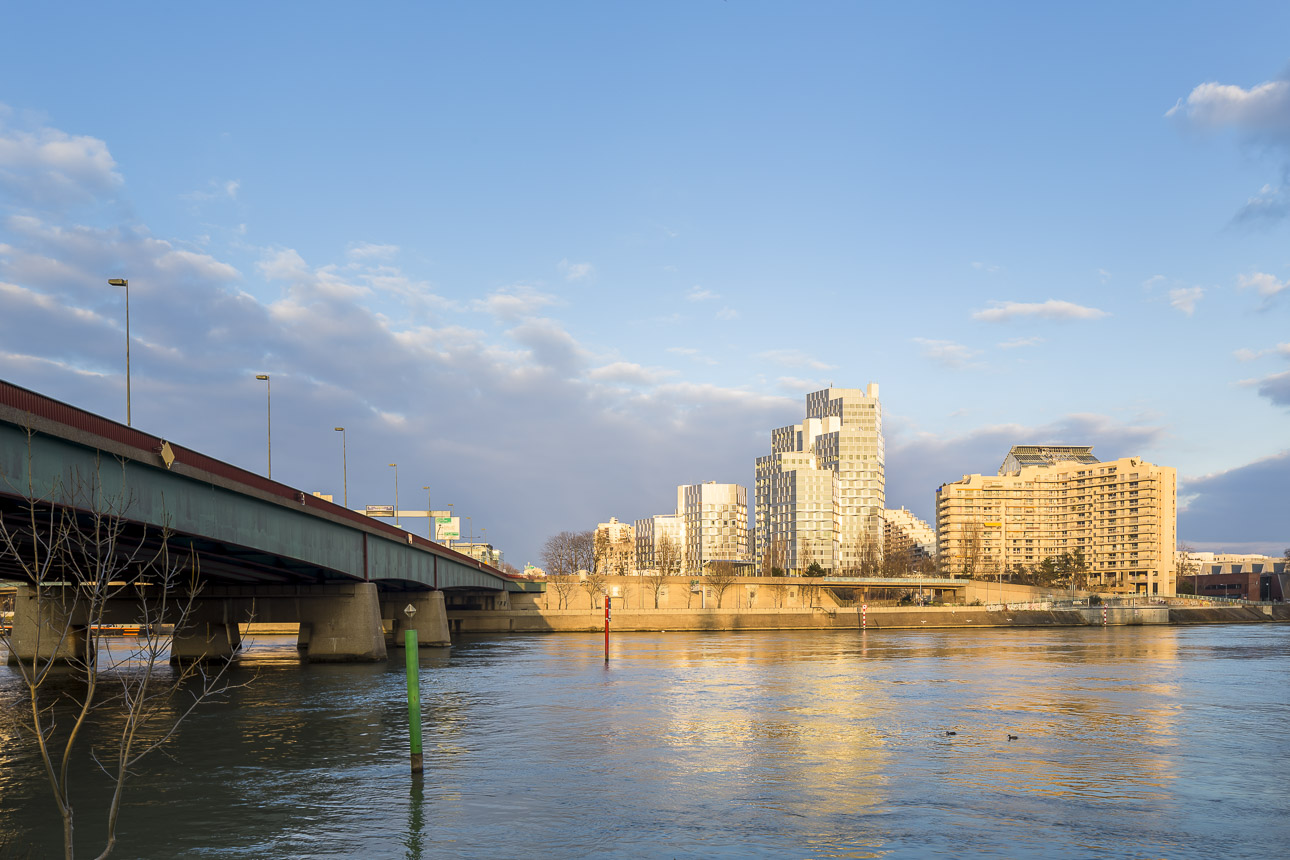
(936, 453), (1177, 595)
(1179, 553), (1288, 600)
(596, 517), (637, 576)
(456, 542), (502, 568)
(680, 482), (750, 576)
(883, 507), (937, 563)
(754, 385), (884, 574)
(634, 511), (685, 573)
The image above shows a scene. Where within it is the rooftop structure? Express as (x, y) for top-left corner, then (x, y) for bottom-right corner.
(999, 445), (1099, 475)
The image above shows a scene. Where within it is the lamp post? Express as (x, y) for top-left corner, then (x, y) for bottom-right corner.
(108, 278), (130, 425)
(334, 427), (348, 507)
(255, 374), (271, 478)
(466, 516), (473, 548)
(389, 463), (399, 525)
(481, 527), (488, 565)
(422, 486), (432, 540)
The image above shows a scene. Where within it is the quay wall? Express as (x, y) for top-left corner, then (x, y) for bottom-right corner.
(449, 602), (1290, 634)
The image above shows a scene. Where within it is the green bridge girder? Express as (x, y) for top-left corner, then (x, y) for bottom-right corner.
(0, 398), (538, 596)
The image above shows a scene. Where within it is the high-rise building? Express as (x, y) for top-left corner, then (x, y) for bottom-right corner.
(595, 517), (637, 575)
(634, 512), (685, 573)
(680, 482), (750, 576)
(754, 385), (885, 574)
(936, 451), (1177, 595)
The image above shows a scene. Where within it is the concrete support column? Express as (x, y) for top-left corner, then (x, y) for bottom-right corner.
(302, 582), (387, 662)
(5, 586), (88, 666)
(170, 621), (243, 663)
(386, 591), (451, 647)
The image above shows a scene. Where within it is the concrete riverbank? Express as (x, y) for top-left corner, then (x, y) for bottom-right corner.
(445, 602), (1290, 634)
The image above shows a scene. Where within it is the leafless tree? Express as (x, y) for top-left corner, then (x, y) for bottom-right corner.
(645, 534), (678, 609)
(1176, 544), (1198, 597)
(0, 443), (243, 860)
(704, 561), (739, 608)
(576, 530), (606, 608)
(541, 531), (580, 609)
(958, 521), (983, 579)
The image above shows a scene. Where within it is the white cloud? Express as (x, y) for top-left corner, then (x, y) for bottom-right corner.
(972, 299), (1109, 322)
(1237, 271), (1288, 305)
(1166, 79), (1290, 138)
(686, 286), (718, 302)
(347, 242), (399, 261)
(1098, 269), (1111, 283)
(971, 261), (1001, 273)
(912, 337), (982, 369)
(997, 336), (1044, 349)
(0, 113), (122, 206)
(716, 307), (739, 320)
(667, 346), (717, 365)
(472, 285), (556, 321)
(587, 362), (676, 386)
(1168, 286), (1204, 315)
(558, 259), (594, 281)
(182, 178), (240, 202)
(776, 376), (828, 394)
(757, 349), (835, 371)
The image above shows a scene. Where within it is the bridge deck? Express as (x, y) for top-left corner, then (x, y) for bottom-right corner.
(0, 380), (538, 594)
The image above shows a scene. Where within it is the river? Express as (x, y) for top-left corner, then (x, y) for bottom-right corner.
(2, 625), (1288, 858)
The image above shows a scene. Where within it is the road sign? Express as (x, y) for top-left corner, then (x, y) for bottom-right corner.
(434, 516), (460, 540)
(365, 505), (395, 517)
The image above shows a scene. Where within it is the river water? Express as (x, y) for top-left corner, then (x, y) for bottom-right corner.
(2, 625), (1288, 859)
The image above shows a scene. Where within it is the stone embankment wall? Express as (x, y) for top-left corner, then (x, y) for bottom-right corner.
(448, 602), (1290, 634)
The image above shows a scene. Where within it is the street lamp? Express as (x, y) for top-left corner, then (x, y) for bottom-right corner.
(334, 427), (348, 507)
(255, 374), (271, 478)
(108, 278), (130, 426)
(389, 463), (399, 525)
(422, 486), (432, 540)
(466, 516), (473, 547)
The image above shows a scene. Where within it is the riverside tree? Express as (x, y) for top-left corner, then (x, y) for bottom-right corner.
(0, 442), (242, 860)
(541, 531), (580, 609)
(645, 534), (679, 609)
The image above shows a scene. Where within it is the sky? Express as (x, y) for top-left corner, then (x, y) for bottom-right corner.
(1, 1), (1287, 565)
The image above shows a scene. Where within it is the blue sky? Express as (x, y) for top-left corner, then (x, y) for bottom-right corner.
(1, 2), (1287, 563)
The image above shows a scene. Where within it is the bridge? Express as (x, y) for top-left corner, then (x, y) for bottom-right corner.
(0, 379), (541, 663)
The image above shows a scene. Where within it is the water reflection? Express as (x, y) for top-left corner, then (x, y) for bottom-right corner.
(1, 627), (1287, 858)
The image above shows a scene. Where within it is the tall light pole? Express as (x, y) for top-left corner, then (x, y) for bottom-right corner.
(334, 427), (348, 507)
(255, 374), (271, 478)
(422, 486), (432, 540)
(466, 516), (473, 547)
(389, 463), (399, 526)
(108, 278), (130, 425)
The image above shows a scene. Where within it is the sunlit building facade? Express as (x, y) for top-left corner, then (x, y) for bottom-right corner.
(634, 512), (685, 574)
(883, 507), (937, 563)
(936, 452), (1177, 595)
(680, 482), (750, 576)
(595, 517), (637, 576)
(754, 385), (885, 574)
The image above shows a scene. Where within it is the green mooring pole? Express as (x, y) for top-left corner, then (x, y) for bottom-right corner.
(405, 629), (423, 774)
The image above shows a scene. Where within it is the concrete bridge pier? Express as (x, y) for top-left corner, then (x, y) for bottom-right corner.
(4, 586), (88, 666)
(385, 590), (451, 647)
(171, 620), (243, 663)
(298, 582), (387, 662)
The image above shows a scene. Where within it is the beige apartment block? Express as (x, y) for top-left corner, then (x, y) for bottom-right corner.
(936, 451), (1178, 595)
(755, 385), (884, 574)
(680, 482), (750, 576)
(595, 517), (637, 576)
(883, 507), (937, 562)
